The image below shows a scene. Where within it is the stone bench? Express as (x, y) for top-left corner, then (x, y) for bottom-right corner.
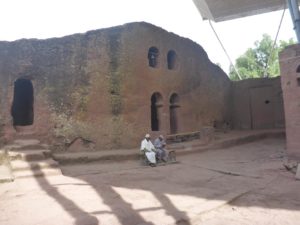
(139, 150), (176, 166)
(166, 127), (215, 144)
(166, 131), (200, 143)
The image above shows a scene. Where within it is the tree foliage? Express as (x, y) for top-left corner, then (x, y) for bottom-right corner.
(229, 34), (295, 81)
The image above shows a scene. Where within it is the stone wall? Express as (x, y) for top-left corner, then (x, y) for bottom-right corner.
(0, 22), (237, 150)
(118, 23), (232, 146)
(232, 77), (284, 130)
(280, 44), (300, 160)
(0, 28), (114, 147)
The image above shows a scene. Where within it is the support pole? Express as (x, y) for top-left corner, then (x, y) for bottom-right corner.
(288, 0), (300, 43)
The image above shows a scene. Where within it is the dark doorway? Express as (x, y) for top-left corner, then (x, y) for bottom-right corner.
(169, 93), (179, 134)
(151, 92), (163, 131)
(11, 78), (34, 126)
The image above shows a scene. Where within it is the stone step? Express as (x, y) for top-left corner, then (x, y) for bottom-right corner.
(9, 150), (51, 161)
(5, 139), (46, 151)
(14, 131), (42, 141)
(0, 164), (14, 183)
(0, 149), (8, 164)
(13, 139), (40, 146)
(13, 167), (62, 179)
(14, 125), (35, 136)
(8, 145), (47, 151)
(11, 159), (59, 172)
(15, 130), (36, 135)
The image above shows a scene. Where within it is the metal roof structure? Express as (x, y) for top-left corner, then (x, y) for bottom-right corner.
(192, 0), (294, 22)
(193, 0), (300, 42)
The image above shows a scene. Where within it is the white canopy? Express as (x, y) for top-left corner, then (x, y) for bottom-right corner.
(193, 0), (295, 22)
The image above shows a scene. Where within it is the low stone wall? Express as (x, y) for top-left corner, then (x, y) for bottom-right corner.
(166, 126), (214, 144)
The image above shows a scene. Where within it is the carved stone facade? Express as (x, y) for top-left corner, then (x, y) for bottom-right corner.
(0, 22), (284, 150)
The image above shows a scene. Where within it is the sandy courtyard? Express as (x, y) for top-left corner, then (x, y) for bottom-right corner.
(1, 137), (300, 225)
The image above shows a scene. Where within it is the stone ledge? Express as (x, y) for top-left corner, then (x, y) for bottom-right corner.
(53, 129), (285, 165)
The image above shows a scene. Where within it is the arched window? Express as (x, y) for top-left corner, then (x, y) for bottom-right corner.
(169, 93), (179, 134)
(167, 50), (177, 70)
(148, 47), (159, 68)
(11, 78), (34, 126)
(151, 92), (163, 131)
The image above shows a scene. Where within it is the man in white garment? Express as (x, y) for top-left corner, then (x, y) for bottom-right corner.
(140, 133), (157, 167)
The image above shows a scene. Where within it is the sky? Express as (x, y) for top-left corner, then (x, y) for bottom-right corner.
(0, 0), (297, 73)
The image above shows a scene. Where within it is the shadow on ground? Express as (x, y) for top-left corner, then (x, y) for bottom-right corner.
(1, 137), (300, 225)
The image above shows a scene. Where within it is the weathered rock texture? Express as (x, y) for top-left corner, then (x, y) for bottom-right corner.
(0, 22), (284, 150)
(232, 77), (284, 130)
(280, 44), (300, 160)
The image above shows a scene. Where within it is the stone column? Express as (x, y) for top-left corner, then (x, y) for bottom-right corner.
(280, 44), (300, 162)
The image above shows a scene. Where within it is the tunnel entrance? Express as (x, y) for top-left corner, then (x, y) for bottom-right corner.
(11, 78), (34, 126)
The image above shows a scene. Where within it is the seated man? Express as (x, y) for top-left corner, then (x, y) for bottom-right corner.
(140, 134), (157, 167)
(154, 135), (168, 162)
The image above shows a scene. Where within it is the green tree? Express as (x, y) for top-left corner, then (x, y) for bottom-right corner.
(229, 34), (295, 81)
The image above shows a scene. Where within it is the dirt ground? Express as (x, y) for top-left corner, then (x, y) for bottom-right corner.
(1, 137), (300, 225)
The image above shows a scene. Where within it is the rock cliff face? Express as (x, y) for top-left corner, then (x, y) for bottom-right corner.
(0, 22), (233, 150)
(280, 44), (300, 160)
